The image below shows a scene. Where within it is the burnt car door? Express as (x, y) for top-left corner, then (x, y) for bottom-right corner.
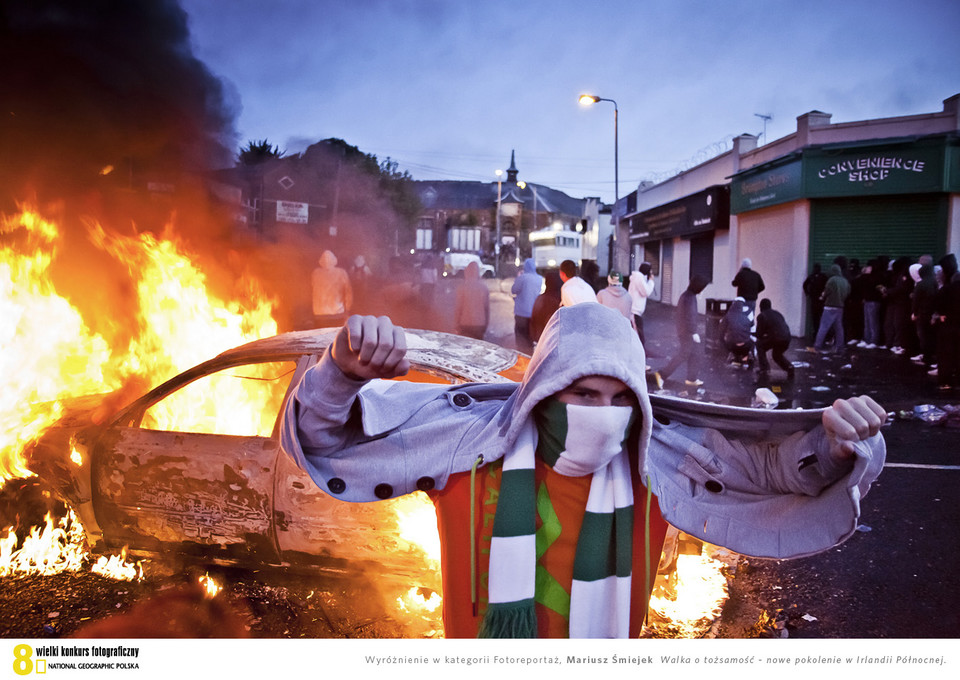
(90, 358), (299, 564)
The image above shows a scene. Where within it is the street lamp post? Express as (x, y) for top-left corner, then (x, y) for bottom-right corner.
(578, 94), (619, 270)
(517, 180), (535, 267)
(495, 169), (503, 277)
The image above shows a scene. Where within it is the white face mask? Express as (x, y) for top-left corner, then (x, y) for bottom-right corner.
(534, 399), (636, 477)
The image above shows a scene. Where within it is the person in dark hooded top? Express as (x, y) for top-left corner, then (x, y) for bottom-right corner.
(280, 304), (887, 638)
(511, 258), (544, 353)
(530, 271), (563, 343)
(935, 254), (960, 389)
(655, 274), (709, 387)
(454, 261), (490, 340)
(911, 263), (938, 368)
(814, 264), (851, 353)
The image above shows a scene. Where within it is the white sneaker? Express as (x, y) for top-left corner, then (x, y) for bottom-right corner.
(856, 341), (868, 348)
(911, 355), (924, 362)
(865, 343), (876, 349)
(928, 368), (939, 376)
(848, 339), (859, 346)
(685, 378), (704, 387)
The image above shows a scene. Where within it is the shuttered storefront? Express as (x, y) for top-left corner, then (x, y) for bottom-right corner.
(809, 194), (948, 268)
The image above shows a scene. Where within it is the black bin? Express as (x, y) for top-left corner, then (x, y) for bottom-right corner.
(704, 298), (732, 355)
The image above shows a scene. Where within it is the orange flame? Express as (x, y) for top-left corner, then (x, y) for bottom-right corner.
(1, 204), (280, 481)
(1, 203), (449, 623)
(396, 586), (442, 614)
(91, 546), (143, 582)
(392, 493), (441, 566)
(1, 209), (121, 482)
(199, 572), (222, 598)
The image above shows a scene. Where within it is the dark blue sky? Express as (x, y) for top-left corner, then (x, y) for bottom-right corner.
(182, 0), (960, 203)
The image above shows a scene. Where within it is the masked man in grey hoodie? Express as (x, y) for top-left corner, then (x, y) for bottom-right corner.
(280, 304), (886, 638)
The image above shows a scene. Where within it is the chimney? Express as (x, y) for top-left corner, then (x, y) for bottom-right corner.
(796, 110), (833, 146)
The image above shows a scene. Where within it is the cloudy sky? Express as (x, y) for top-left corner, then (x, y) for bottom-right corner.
(181, 0), (959, 204)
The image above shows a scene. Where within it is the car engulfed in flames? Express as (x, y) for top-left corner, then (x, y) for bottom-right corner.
(20, 327), (528, 596)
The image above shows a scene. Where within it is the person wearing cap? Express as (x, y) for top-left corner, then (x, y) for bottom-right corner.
(732, 258), (765, 315)
(596, 270), (634, 326)
(281, 304), (886, 638)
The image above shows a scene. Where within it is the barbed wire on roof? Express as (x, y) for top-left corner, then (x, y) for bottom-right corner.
(641, 134), (739, 185)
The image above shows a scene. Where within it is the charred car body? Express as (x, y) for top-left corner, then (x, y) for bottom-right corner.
(23, 328), (528, 577)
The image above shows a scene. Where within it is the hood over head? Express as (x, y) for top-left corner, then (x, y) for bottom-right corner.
(464, 260), (480, 280)
(939, 253), (958, 280)
(319, 250), (338, 268)
(909, 263), (922, 282)
(498, 303), (653, 473)
(523, 258), (537, 274)
(543, 271), (562, 294)
(830, 264), (842, 277)
(687, 274), (709, 294)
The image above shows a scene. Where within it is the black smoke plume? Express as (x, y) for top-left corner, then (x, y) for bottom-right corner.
(0, 0), (238, 208)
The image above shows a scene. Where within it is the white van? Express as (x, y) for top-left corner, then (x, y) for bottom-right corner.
(443, 252), (495, 278)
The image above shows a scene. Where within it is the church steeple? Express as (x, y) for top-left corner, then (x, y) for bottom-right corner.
(506, 150), (519, 183)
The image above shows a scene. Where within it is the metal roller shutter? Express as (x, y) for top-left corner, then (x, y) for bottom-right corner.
(809, 195), (947, 268)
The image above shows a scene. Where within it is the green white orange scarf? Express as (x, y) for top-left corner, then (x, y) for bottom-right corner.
(479, 399), (637, 638)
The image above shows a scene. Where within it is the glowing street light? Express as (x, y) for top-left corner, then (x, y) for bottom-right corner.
(579, 93), (619, 267)
(495, 169), (503, 277)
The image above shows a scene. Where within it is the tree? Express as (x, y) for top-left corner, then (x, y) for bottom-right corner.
(378, 157), (422, 229)
(237, 139), (285, 166)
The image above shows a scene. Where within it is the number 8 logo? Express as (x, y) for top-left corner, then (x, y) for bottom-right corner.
(12, 644), (33, 676)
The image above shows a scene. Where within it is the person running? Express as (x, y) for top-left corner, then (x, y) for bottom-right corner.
(655, 274), (709, 388)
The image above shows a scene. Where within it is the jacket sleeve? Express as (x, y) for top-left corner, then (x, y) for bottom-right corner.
(279, 353), (505, 502)
(646, 420), (886, 559)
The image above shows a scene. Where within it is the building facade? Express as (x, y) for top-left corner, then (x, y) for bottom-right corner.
(412, 152), (604, 274)
(622, 93), (960, 336)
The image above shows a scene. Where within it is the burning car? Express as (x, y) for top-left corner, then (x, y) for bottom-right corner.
(21, 327), (528, 580)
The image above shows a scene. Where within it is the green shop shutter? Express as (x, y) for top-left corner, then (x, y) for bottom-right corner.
(809, 194), (947, 268)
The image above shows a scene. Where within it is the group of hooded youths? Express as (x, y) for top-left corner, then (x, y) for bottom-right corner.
(804, 253), (960, 391)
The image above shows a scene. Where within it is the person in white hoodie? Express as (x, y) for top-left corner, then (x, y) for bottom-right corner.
(280, 303), (887, 638)
(628, 262), (655, 345)
(558, 259), (597, 307)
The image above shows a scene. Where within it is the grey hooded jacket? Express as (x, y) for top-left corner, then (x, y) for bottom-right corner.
(280, 303), (885, 559)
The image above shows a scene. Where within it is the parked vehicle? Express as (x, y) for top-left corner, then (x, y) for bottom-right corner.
(442, 252), (494, 278)
(529, 228), (583, 269)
